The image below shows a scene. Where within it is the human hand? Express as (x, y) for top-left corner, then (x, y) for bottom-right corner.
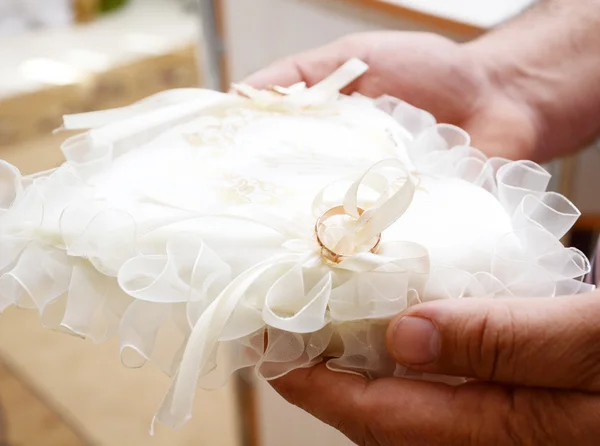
(244, 31), (541, 162)
(271, 294), (600, 445)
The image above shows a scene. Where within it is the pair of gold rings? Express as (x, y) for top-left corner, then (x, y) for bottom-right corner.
(314, 206), (381, 263)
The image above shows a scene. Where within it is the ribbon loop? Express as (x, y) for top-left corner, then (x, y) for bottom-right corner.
(314, 158), (417, 256)
(158, 157), (424, 428)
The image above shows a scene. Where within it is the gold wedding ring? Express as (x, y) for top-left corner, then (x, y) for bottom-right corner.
(315, 206), (381, 263)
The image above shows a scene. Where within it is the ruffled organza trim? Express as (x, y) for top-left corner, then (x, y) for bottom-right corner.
(0, 59), (592, 430)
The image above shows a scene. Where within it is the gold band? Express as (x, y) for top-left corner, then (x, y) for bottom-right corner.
(315, 206), (381, 263)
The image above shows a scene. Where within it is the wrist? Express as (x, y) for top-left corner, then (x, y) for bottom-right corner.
(463, 2), (600, 163)
(464, 37), (552, 162)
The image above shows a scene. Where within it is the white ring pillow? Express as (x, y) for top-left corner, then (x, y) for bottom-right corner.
(0, 59), (591, 430)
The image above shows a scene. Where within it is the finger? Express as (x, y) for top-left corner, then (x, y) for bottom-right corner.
(271, 363), (467, 445)
(270, 363), (369, 440)
(386, 294), (600, 390)
(272, 363), (600, 445)
(241, 36), (368, 89)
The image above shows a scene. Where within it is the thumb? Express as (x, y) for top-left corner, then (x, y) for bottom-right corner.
(386, 294), (600, 390)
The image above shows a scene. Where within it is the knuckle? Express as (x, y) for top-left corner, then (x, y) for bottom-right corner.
(570, 302), (600, 389)
(467, 302), (519, 381)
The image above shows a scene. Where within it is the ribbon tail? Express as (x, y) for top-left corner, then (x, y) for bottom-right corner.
(309, 58), (369, 95)
(154, 253), (301, 429)
(62, 89), (222, 130)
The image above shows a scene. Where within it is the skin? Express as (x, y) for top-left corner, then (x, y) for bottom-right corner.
(245, 2), (600, 163)
(243, 0), (600, 444)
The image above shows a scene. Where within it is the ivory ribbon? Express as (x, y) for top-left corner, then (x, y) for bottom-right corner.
(60, 89), (222, 131)
(340, 158), (416, 249)
(157, 158), (424, 429)
(230, 58), (369, 110)
(57, 58), (370, 161)
(54, 58), (425, 430)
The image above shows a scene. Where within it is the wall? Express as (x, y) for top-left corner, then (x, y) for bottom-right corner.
(221, 0), (468, 83)
(574, 146), (600, 214)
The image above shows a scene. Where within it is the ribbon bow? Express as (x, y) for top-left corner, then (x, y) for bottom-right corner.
(154, 158), (429, 429)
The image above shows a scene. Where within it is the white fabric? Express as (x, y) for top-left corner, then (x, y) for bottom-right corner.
(0, 59), (592, 431)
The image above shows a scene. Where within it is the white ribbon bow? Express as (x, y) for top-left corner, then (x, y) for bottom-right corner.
(53, 57), (428, 431)
(155, 158), (429, 429)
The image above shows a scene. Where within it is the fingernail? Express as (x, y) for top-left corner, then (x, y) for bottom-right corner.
(392, 316), (440, 365)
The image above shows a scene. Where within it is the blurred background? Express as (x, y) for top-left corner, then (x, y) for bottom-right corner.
(0, 1), (598, 445)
